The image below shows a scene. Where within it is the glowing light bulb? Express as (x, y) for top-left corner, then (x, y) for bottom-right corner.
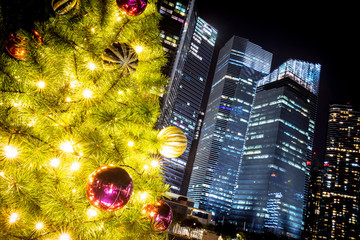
(9, 213), (19, 223)
(0, 172), (4, 177)
(151, 160), (159, 168)
(135, 46), (144, 53)
(50, 158), (60, 167)
(70, 81), (78, 88)
(66, 97), (71, 102)
(60, 141), (74, 153)
(36, 81), (46, 89)
(83, 89), (93, 98)
(128, 141), (134, 147)
(139, 192), (148, 201)
(90, 28), (95, 33)
(143, 165), (149, 170)
(4, 145), (19, 159)
(70, 162), (81, 171)
(59, 233), (71, 240)
(88, 62), (96, 70)
(35, 222), (44, 230)
(87, 208), (98, 217)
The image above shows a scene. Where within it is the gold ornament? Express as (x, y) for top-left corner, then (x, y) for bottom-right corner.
(51, 0), (78, 15)
(157, 126), (187, 158)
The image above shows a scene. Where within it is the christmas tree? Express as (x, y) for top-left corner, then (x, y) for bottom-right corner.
(0, 0), (184, 239)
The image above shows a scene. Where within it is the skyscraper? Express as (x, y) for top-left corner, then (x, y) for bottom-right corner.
(157, 4), (218, 193)
(231, 59), (321, 239)
(187, 36), (272, 220)
(157, 0), (191, 77)
(315, 104), (360, 240)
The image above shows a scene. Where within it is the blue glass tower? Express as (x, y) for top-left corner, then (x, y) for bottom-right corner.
(232, 59), (321, 239)
(187, 36), (272, 220)
(157, 5), (218, 194)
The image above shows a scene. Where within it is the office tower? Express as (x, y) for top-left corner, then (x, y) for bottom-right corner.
(187, 36), (272, 220)
(157, 5), (218, 193)
(157, 0), (191, 77)
(315, 104), (360, 240)
(232, 59), (321, 239)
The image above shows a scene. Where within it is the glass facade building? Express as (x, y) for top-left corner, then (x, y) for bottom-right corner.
(187, 36), (272, 220)
(157, 4), (218, 194)
(157, 0), (191, 77)
(231, 59), (321, 239)
(314, 104), (360, 240)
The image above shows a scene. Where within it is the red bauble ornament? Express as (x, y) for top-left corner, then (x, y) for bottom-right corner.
(86, 165), (133, 212)
(116, 0), (147, 16)
(142, 200), (173, 231)
(5, 33), (28, 60)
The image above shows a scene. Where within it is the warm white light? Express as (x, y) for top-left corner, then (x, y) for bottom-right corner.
(9, 213), (19, 223)
(35, 222), (44, 230)
(139, 192), (148, 201)
(70, 81), (78, 88)
(151, 160), (159, 168)
(87, 208), (98, 217)
(50, 158), (60, 167)
(88, 62), (96, 70)
(4, 145), (19, 159)
(0, 172), (4, 177)
(83, 89), (93, 98)
(70, 162), (81, 171)
(59, 233), (71, 240)
(36, 81), (46, 89)
(66, 97), (71, 102)
(135, 46), (144, 53)
(90, 28), (95, 33)
(60, 141), (74, 153)
(143, 165), (149, 170)
(128, 141), (134, 147)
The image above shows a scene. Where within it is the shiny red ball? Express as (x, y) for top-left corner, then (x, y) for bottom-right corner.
(116, 0), (147, 16)
(86, 165), (133, 212)
(142, 200), (173, 231)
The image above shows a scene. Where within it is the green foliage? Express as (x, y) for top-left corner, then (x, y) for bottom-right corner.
(0, 0), (169, 239)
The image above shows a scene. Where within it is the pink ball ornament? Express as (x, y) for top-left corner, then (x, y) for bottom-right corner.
(116, 0), (148, 16)
(142, 200), (173, 231)
(86, 165), (133, 212)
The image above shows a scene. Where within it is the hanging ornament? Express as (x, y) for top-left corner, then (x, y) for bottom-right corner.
(51, 0), (78, 15)
(101, 42), (139, 73)
(116, 0), (148, 16)
(142, 200), (173, 231)
(157, 126), (187, 158)
(5, 33), (28, 60)
(86, 165), (133, 212)
(31, 28), (43, 46)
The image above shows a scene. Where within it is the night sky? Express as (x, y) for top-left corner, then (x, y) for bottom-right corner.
(195, 0), (357, 163)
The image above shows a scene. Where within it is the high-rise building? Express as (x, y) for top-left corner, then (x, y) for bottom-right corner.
(157, 0), (191, 77)
(231, 59), (321, 239)
(315, 104), (360, 240)
(157, 3), (218, 193)
(187, 36), (272, 220)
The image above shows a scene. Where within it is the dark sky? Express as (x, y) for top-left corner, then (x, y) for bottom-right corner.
(195, 0), (357, 162)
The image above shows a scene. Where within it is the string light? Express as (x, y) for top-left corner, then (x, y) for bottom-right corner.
(35, 222), (44, 230)
(36, 81), (46, 89)
(59, 233), (71, 240)
(139, 191), (148, 201)
(60, 141), (74, 153)
(135, 46), (144, 53)
(49, 158), (60, 167)
(83, 89), (93, 98)
(87, 208), (98, 217)
(9, 212), (19, 223)
(66, 97), (71, 102)
(151, 160), (159, 168)
(70, 81), (78, 88)
(4, 145), (19, 159)
(70, 162), (81, 171)
(88, 62), (96, 70)
(128, 141), (134, 147)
